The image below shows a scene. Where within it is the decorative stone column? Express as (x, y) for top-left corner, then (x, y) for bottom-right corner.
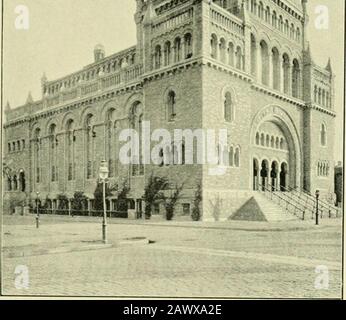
(256, 43), (262, 83)
(268, 51), (273, 88)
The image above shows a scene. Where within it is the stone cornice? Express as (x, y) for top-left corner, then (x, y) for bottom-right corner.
(4, 82), (142, 129)
(306, 103), (336, 117)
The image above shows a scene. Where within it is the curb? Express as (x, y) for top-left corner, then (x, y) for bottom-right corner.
(4, 238), (150, 259)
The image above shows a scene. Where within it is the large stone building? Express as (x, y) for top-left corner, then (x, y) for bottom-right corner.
(3, 0), (337, 220)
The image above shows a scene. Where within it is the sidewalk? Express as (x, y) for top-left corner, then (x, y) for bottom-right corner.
(3, 213), (342, 232)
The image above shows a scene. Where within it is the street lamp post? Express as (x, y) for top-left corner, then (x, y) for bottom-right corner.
(36, 192), (40, 228)
(99, 160), (109, 244)
(315, 190), (320, 226)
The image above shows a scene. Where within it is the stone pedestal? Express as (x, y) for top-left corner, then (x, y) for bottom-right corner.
(128, 209), (137, 220)
(14, 206), (23, 215)
(23, 206), (30, 215)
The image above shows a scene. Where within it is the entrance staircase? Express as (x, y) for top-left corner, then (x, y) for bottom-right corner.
(253, 192), (297, 222)
(257, 183), (341, 222)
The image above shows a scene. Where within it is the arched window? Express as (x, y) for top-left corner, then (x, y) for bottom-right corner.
(228, 42), (234, 66)
(270, 136), (275, 148)
(326, 92), (330, 108)
(85, 114), (95, 179)
(266, 134), (270, 147)
(279, 16), (283, 32)
(130, 102), (144, 176)
(272, 47), (280, 90)
(66, 119), (75, 181)
(224, 92), (234, 122)
(167, 91), (176, 121)
(219, 38), (226, 64)
(49, 124), (58, 182)
(211, 34), (218, 59)
(105, 110), (115, 177)
(229, 146), (234, 167)
(275, 137), (280, 149)
(292, 59), (300, 98)
(318, 88), (322, 104)
(34, 128), (41, 183)
(284, 20), (289, 35)
(265, 6), (270, 23)
(250, 34), (257, 76)
(236, 46), (242, 70)
(7, 177), (12, 191)
(13, 175), (18, 190)
(258, 2), (264, 18)
(164, 41), (171, 66)
(321, 123), (327, 146)
(19, 171), (26, 192)
(282, 53), (290, 94)
(154, 45), (161, 69)
(234, 147), (240, 167)
(296, 27), (301, 42)
(174, 37), (182, 62)
(260, 40), (269, 85)
(290, 23), (295, 39)
(280, 138), (284, 149)
(255, 132), (260, 145)
(272, 11), (277, 28)
(322, 89), (326, 106)
(184, 33), (193, 59)
(260, 133), (265, 146)
(314, 85), (318, 103)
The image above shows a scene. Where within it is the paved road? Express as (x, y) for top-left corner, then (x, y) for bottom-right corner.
(2, 216), (343, 298)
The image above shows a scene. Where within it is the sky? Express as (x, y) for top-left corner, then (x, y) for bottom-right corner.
(2, 0), (344, 161)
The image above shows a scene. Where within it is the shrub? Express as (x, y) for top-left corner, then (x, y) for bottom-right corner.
(163, 183), (184, 221)
(191, 183), (202, 221)
(143, 173), (169, 219)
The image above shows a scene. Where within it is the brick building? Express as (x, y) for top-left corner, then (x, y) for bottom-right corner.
(3, 0), (337, 220)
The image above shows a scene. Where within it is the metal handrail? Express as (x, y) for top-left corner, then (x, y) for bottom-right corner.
(258, 183), (305, 220)
(283, 185), (339, 218)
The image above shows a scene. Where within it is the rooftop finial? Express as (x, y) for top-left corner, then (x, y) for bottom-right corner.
(326, 57), (332, 73)
(5, 101), (11, 111)
(143, 0), (156, 26)
(94, 44), (105, 62)
(41, 72), (47, 84)
(26, 91), (33, 104)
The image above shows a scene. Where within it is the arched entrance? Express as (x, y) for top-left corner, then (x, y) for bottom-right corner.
(260, 159), (269, 191)
(253, 158), (259, 190)
(280, 162), (289, 191)
(270, 161), (279, 191)
(251, 105), (302, 192)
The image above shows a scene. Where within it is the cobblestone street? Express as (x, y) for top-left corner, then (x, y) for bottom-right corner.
(1, 215), (343, 299)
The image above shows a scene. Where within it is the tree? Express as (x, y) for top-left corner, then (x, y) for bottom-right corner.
(163, 183), (184, 221)
(191, 182), (202, 221)
(93, 180), (117, 213)
(71, 192), (88, 215)
(143, 173), (169, 219)
(116, 181), (130, 212)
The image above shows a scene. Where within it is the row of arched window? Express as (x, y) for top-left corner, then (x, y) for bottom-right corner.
(320, 123), (327, 147)
(8, 139), (25, 153)
(251, 35), (301, 98)
(246, 0), (301, 43)
(7, 171), (26, 192)
(32, 101), (145, 184)
(210, 34), (244, 71)
(314, 85), (331, 108)
(255, 132), (287, 150)
(218, 145), (241, 167)
(153, 33), (193, 70)
(317, 161), (330, 177)
(45, 52), (136, 95)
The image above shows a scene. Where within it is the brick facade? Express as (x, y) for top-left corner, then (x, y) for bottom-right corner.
(3, 0), (336, 220)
